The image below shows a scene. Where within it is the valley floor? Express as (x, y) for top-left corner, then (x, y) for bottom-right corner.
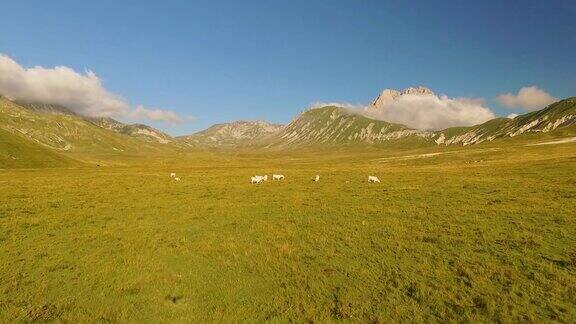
(1, 142), (575, 322)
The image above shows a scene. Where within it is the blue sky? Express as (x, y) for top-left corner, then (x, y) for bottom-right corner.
(1, 0), (575, 135)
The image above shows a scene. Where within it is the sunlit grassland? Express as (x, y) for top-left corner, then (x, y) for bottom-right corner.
(0, 142), (575, 322)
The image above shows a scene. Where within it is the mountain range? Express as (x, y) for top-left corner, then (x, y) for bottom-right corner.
(187, 87), (576, 148)
(1, 87), (575, 164)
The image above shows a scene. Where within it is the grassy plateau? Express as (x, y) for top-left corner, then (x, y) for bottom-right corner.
(0, 139), (575, 322)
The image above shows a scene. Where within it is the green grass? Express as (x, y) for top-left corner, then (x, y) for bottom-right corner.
(0, 141), (575, 322)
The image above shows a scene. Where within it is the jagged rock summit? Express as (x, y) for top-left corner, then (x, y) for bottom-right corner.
(370, 86), (435, 109)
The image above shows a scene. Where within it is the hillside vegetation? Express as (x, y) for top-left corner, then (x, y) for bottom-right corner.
(0, 97), (173, 155)
(264, 106), (432, 148)
(0, 128), (77, 168)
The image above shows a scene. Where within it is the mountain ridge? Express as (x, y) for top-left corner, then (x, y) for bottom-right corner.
(1, 92), (575, 153)
(177, 120), (283, 148)
(259, 96), (576, 148)
(89, 117), (173, 144)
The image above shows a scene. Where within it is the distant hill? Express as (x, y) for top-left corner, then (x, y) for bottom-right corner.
(0, 97), (174, 153)
(178, 120), (283, 148)
(89, 117), (173, 144)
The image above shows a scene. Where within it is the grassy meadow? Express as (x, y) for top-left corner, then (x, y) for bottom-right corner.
(1, 140), (575, 322)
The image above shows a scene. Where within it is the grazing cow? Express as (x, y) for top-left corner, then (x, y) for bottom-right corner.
(174, 177), (181, 181)
(272, 174), (285, 180)
(262, 175), (268, 181)
(251, 176), (263, 184)
(170, 172), (176, 178)
(313, 175), (320, 182)
(368, 176), (380, 183)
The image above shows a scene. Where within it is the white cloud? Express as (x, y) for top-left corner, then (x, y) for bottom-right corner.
(364, 93), (495, 130)
(507, 113), (518, 119)
(130, 105), (182, 123)
(0, 54), (182, 123)
(496, 86), (557, 111)
(454, 97), (486, 106)
(308, 101), (365, 110)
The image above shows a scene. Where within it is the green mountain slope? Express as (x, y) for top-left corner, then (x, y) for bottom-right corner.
(0, 127), (77, 168)
(17, 101), (173, 144)
(437, 97), (576, 145)
(263, 106), (433, 148)
(263, 99), (575, 148)
(0, 97), (173, 153)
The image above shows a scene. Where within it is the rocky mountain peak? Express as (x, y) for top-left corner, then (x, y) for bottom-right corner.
(370, 86), (435, 109)
(400, 86), (434, 96)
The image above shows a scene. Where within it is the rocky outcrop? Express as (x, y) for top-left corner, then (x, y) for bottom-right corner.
(370, 86), (435, 109)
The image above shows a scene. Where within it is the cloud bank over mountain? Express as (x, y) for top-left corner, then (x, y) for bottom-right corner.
(365, 93), (495, 130)
(310, 88), (496, 131)
(0, 54), (181, 123)
(496, 86), (557, 111)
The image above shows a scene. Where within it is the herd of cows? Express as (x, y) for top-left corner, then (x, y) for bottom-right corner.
(169, 172), (380, 184)
(248, 174), (381, 184)
(169, 172), (381, 184)
(170, 172), (380, 184)
(250, 174), (285, 184)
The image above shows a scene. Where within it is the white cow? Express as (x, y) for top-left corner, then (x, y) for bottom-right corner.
(251, 176), (264, 184)
(313, 175), (320, 182)
(272, 174), (285, 180)
(262, 175), (268, 181)
(174, 177), (181, 181)
(170, 172), (176, 178)
(368, 176), (380, 183)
